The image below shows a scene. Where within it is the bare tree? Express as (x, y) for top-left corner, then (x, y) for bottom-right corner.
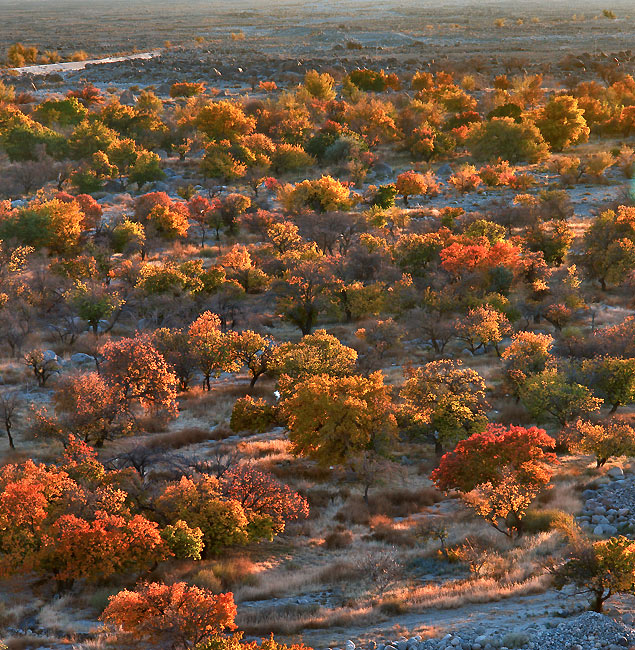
(0, 390), (20, 449)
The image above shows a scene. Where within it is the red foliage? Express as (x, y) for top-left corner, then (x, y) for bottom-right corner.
(222, 464), (309, 531)
(431, 424), (557, 493)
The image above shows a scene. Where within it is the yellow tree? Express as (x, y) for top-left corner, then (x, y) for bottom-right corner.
(281, 372), (397, 499)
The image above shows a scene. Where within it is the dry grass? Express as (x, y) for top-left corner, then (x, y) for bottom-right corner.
(144, 424), (232, 450)
(406, 573), (550, 609)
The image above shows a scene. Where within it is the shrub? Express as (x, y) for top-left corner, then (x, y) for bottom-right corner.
(230, 396), (276, 433)
(468, 117), (549, 163)
(323, 529), (354, 549)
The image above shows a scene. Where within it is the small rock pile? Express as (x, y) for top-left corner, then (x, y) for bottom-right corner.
(339, 612), (635, 650)
(577, 467), (635, 538)
(533, 612), (635, 650)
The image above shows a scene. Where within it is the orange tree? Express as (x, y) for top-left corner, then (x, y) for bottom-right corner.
(568, 419), (635, 468)
(432, 424), (557, 536)
(395, 170), (436, 206)
(0, 439), (171, 587)
(101, 581), (237, 650)
(188, 311), (240, 390)
(222, 464), (309, 537)
(101, 335), (179, 417)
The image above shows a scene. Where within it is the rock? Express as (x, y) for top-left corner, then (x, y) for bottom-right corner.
(42, 349), (58, 363)
(608, 466), (624, 479)
(372, 162), (393, 179)
(346, 641), (355, 650)
(119, 89), (136, 105)
(70, 353), (93, 365)
(437, 163), (454, 176)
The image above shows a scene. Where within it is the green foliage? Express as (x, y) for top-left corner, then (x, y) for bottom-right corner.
(230, 397), (276, 433)
(520, 369), (602, 427)
(553, 536), (635, 612)
(468, 117), (549, 163)
(161, 520), (204, 560)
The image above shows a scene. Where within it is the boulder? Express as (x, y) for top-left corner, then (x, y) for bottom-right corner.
(70, 353), (94, 365)
(608, 466), (624, 479)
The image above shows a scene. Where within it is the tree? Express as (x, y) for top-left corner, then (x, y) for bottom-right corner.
(68, 120), (118, 159)
(520, 369), (602, 427)
(579, 207), (635, 290)
(147, 203), (190, 240)
(161, 521), (205, 560)
(399, 360), (488, 453)
(101, 582), (237, 649)
(129, 150), (165, 187)
(196, 101), (255, 142)
(454, 305), (511, 357)
(111, 218), (146, 254)
(501, 331), (554, 398)
(230, 396), (277, 433)
(281, 371), (397, 470)
(569, 419), (635, 468)
(0, 391), (19, 449)
(188, 312), (240, 390)
(279, 176), (352, 213)
(50, 372), (130, 446)
(39, 512), (167, 586)
(431, 424), (557, 536)
(101, 335), (179, 417)
(467, 117), (549, 163)
(581, 357), (635, 413)
(272, 329), (357, 390)
(69, 281), (124, 334)
(534, 95), (589, 152)
(187, 195), (217, 247)
(24, 349), (60, 387)
(524, 220), (573, 266)
(222, 464), (309, 536)
(303, 70), (336, 101)
(274, 259), (334, 335)
(0, 198), (84, 254)
(153, 328), (198, 391)
(155, 475), (250, 555)
(553, 536), (635, 612)
(231, 330), (276, 388)
(395, 171), (438, 206)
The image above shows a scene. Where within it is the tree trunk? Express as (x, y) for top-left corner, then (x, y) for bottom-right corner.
(591, 591), (606, 613)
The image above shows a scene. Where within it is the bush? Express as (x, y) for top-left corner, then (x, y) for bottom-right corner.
(230, 396), (276, 433)
(522, 509), (573, 534)
(170, 82), (206, 98)
(468, 117), (549, 163)
(323, 528), (354, 549)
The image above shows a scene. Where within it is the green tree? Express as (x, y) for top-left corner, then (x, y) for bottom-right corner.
(553, 536), (635, 612)
(400, 360), (488, 453)
(581, 357), (635, 413)
(579, 206), (635, 290)
(467, 117), (549, 163)
(520, 369), (602, 427)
